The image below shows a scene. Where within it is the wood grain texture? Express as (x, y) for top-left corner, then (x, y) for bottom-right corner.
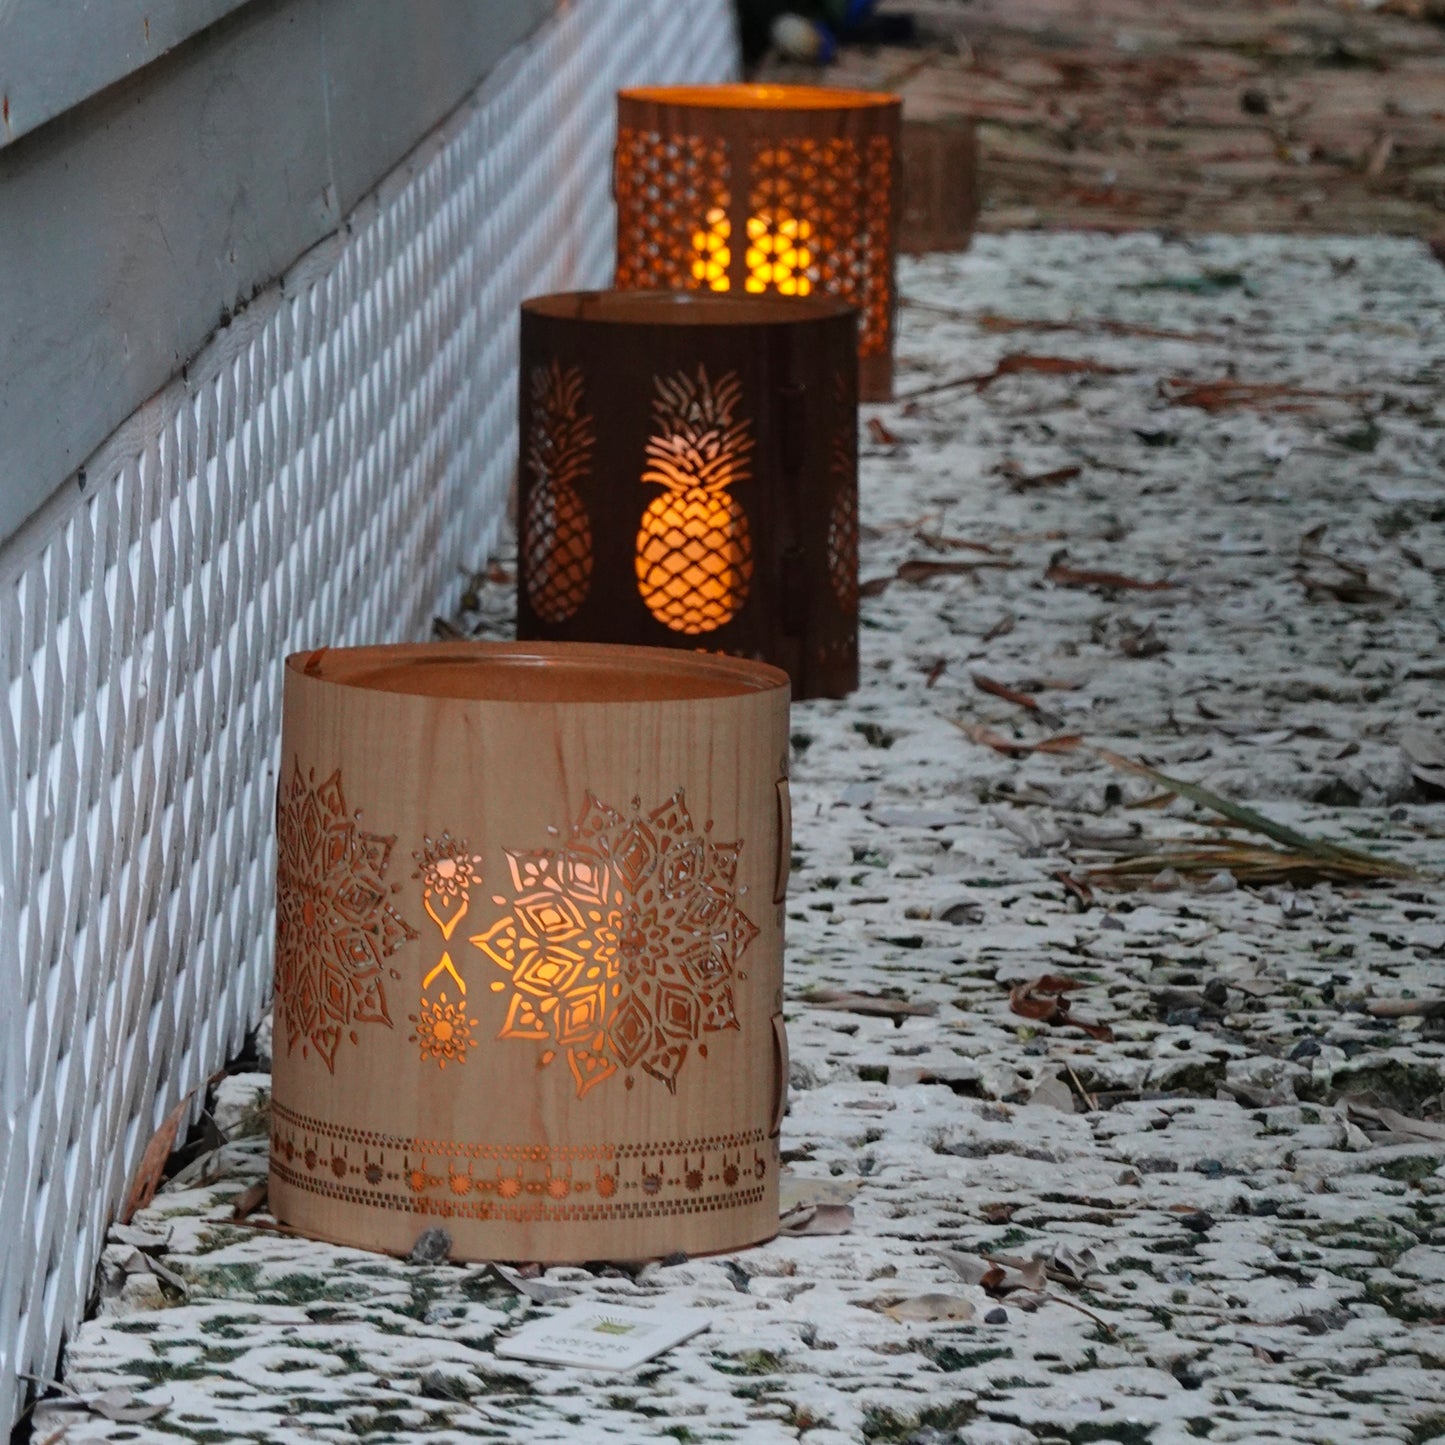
(270, 641), (791, 1263)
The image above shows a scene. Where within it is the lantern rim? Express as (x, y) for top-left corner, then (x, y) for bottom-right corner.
(287, 641), (791, 704)
(619, 82), (897, 113)
(522, 289), (857, 328)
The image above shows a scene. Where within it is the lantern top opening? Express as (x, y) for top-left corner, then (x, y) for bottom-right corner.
(288, 642), (790, 704)
(522, 289), (856, 328)
(619, 83), (897, 113)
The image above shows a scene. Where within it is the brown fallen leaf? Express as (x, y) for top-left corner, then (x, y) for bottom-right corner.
(972, 673), (1047, 716)
(1346, 1102), (1445, 1144)
(1004, 463), (1082, 493)
(900, 352), (1124, 402)
(896, 558), (1016, 584)
(980, 1202), (1018, 1225)
(230, 1181), (269, 1222)
(1365, 996), (1445, 1019)
(955, 722), (1084, 757)
(802, 988), (940, 1021)
(1008, 976), (1114, 1043)
(1120, 621), (1168, 657)
(1054, 870), (1095, 910)
(885, 1294), (975, 1323)
(976, 312), (1221, 344)
(867, 417), (902, 446)
(1045, 556), (1176, 592)
(1160, 377), (1369, 412)
(1297, 571), (1398, 607)
(923, 658), (948, 688)
(780, 1202), (855, 1236)
(121, 1093), (193, 1224)
(916, 532), (1006, 556)
(936, 1247), (1049, 1296)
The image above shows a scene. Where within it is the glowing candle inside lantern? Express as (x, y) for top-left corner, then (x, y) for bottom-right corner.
(635, 365), (755, 635)
(691, 207), (731, 291)
(690, 206), (815, 297)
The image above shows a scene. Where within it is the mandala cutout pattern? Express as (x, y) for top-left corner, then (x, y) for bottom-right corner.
(410, 833), (485, 1068)
(275, 760), (417, 1071)
(523, 361), (596, 623)
(472, 790), (758, 1099)
(615, 128), (731, 290)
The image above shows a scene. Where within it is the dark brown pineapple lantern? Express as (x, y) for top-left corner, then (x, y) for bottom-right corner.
(613, 84), (901, 401)
(517, 291), (859, 700)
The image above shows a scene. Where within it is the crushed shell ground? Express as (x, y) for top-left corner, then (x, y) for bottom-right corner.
(38, 231), (1445, 1444)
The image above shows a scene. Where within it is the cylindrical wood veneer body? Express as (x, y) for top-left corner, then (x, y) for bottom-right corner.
(517, 291), (859, 700)
(270, 642), (792, 1262)
(614, 84), (901, 401)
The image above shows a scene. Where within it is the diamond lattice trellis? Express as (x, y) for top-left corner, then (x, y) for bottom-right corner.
(0, 0), (738, 1426)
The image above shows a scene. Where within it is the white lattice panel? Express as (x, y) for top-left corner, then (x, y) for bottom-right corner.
(0, 0), (738, 1425)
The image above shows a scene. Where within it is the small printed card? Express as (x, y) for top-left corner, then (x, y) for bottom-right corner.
(494, 1300), (711, 1372)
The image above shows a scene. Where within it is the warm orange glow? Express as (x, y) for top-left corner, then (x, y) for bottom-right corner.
(690, 207), (732, 291)
(636, 367), (754, 634)
(691, 206), (816, 296)
(636, 486), (752, 634)
(620, 83), (895, 112)
(744, 209), (814, 296)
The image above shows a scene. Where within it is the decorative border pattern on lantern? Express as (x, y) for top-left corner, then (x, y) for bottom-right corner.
(271, 1101), (775, 1224)
(614, 84), (901, 402)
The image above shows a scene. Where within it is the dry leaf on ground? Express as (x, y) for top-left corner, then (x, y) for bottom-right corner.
(954, 721), (1083, 757)
(1160, 377), (1368, 412)
(1045, 556), (1176, 592)
(120, 1094), (193, 1225)
(802, 989), (939, 1020)
(780, 1203), (855, 1236)
(935, 1248), (1049, 1296)
(885, 1294), (976, 1323)
(901, 352), (1124, 402)
(230, 1182), (268, 1222)
(1003, 463), (1082, 492)
(1009, 976), (1115, 1043)
(1402, 729), (1445, 791)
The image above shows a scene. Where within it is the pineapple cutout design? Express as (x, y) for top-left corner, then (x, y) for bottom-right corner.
(636, 366), (755, 634)
(523, 360), (596, 623)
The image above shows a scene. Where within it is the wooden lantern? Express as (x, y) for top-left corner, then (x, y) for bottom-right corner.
(516, 290), (859, 701)
(899, 117), (979, 255)
(270, 641), (792, 1264)
(614, 84), (901, 401)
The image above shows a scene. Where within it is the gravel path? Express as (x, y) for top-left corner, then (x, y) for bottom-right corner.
(39, 232), (1445, 1445)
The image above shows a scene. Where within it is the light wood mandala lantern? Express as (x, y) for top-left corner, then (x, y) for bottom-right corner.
(614, 84), (901, 401)
(270, 641), (792, 1263)
(516, 290), (859, 701)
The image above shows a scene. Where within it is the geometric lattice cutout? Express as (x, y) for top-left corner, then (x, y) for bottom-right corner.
(616, 128), (731, 291)
(748, 136), (894, 356)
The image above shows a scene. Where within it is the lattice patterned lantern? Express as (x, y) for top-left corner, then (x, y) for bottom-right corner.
(614, 84), (901, 401)
(270, 641), (792, 1263)
(516, 291), (859, 701)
